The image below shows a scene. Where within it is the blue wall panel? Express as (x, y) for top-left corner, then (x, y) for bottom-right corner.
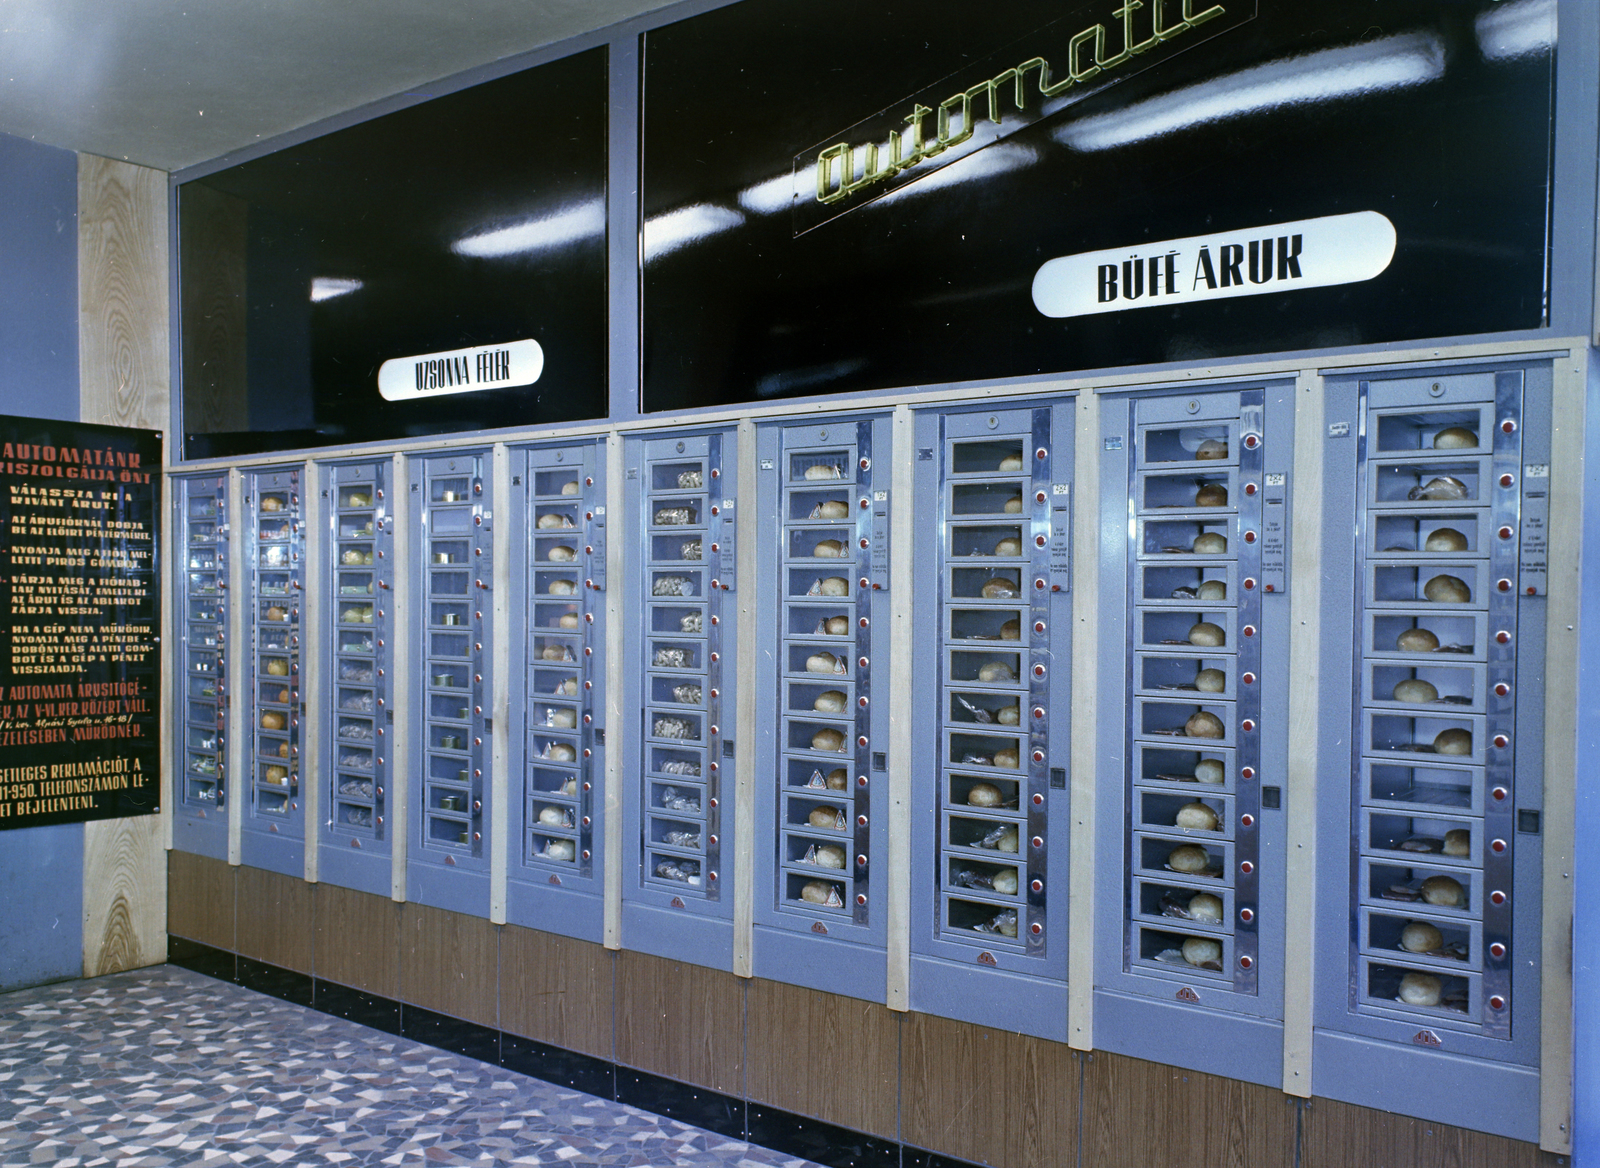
(0, 129), (83, 992)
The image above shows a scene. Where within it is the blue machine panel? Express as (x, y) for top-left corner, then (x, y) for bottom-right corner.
(753, 416), (892, 1001)
(507, 441), (608, 941)
(172, 473), (229, 859)
(620, 430), (736, 968)
(1094, 384), (1294, 1088)
(910, 400), (1074, 1038)
(239, 467), (306, 876)
(406, 450), (493, 914)
(317, 460), (395, 897)
(1311, 364), (1549, 1142)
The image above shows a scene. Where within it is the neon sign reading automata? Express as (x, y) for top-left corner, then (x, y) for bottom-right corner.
(812, 0), (1229, 207)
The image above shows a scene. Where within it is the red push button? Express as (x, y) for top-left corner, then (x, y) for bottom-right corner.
(1490, 942), (1507, 959)
(1240, 908), (1255, 923)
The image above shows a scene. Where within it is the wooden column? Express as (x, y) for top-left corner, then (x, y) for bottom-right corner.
(78, 153), (170, 977)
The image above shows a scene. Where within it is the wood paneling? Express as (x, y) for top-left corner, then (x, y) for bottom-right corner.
(902, 1011), (1079, 1168)
(1301, 1096), (1554, 1168)
(166, 850), (234, 951)
(234, 865), (313, 974)
(500, 925), (613, 1060)
(84, 816), (168, 976)
(747, 979), (899, 1140)
(615, 949), (743, 1095)
(314, 883), (398, 998)
(78, 153), (171, 981)
(78, 154), (170, 430)
(176, 181), (248, 434)
(398, 902), (499, 1028)
(1080, 1050), (1296, 1168)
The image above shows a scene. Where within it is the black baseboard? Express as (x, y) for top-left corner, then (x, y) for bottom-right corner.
(616, 1064), (748, 1142)
(236, 956), (314, 1007)
(500, 1031), (615, 1099)
(165, 938), (982, 1168)
(168, 936), (236, 982)
(747, 1103), (902, 1168)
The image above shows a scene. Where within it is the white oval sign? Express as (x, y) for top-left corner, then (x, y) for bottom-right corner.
(377, 338), (544, 402)
(1031, 211), (1396, 319)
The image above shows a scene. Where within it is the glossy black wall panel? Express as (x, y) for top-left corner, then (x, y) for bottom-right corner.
(180, 48), (608, 458)
(640, 1), (1552, 412)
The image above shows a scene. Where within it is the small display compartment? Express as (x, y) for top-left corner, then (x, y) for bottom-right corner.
(1363, 859), (1479, 918)
(1365, 661), (1484, 712)
(946, 649), (1023, 686)
(949, 480), (1026, 515)
(1368, 511), (1489, 558)
(947, 438), (1025, 477)
(949, 523), (1025, 560)
(1134, 697), (1235, 748)
(1365, 760), (1478, 814)
(1368, 458), (1488, 507)
(1133, 880), (1233, 930)
(1133, 924), (1233, 978)
(1365, 710), (1486, 765)
(1370, 405), (1492, 455)
(1363, 811), (1480, 866)
(1137, 654), (1233, 700)
(948, 606), (1026, 644)
(1139, 469), (1238, 512)
(1362, 910), (1477, 969)
(1138, 516), (1234, 558)
(948, 566), (1025, 600)
(1134, 832), (1231, 881)
(1361, 959), (1477, 1022)
(1137, 608), (1236, 651)
(1138, 790), (1232, 840)
(1138, 563), (1234, 605)
(1134, 744), (1234, 791)
(1367, 611), (1485, 660)
(1138, 422), (1238, 467)
(1368, 561), (1490, 608)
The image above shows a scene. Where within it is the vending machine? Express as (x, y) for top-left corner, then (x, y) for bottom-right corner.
(620, 430), (738, 968)
(407, 449), (494, 914)
(238, 466), (306, 876)
(909, 400), (1075, 1038)
(1093, 383), (1295, 1086)
(317, 459), (396, 897)
(1311, 362), (1550, 1141)
(507, 440), (608, 941)
(752, 416), (892, 1001)
(172, 472), (230, 859)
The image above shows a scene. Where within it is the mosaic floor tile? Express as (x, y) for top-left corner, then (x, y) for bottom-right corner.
(0, 967), (823, 1168)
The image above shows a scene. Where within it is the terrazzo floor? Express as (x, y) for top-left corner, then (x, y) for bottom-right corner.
(0, 965), (825, 1168)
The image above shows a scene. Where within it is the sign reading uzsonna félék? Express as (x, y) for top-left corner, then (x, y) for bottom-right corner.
(0, 415), (161, 830)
